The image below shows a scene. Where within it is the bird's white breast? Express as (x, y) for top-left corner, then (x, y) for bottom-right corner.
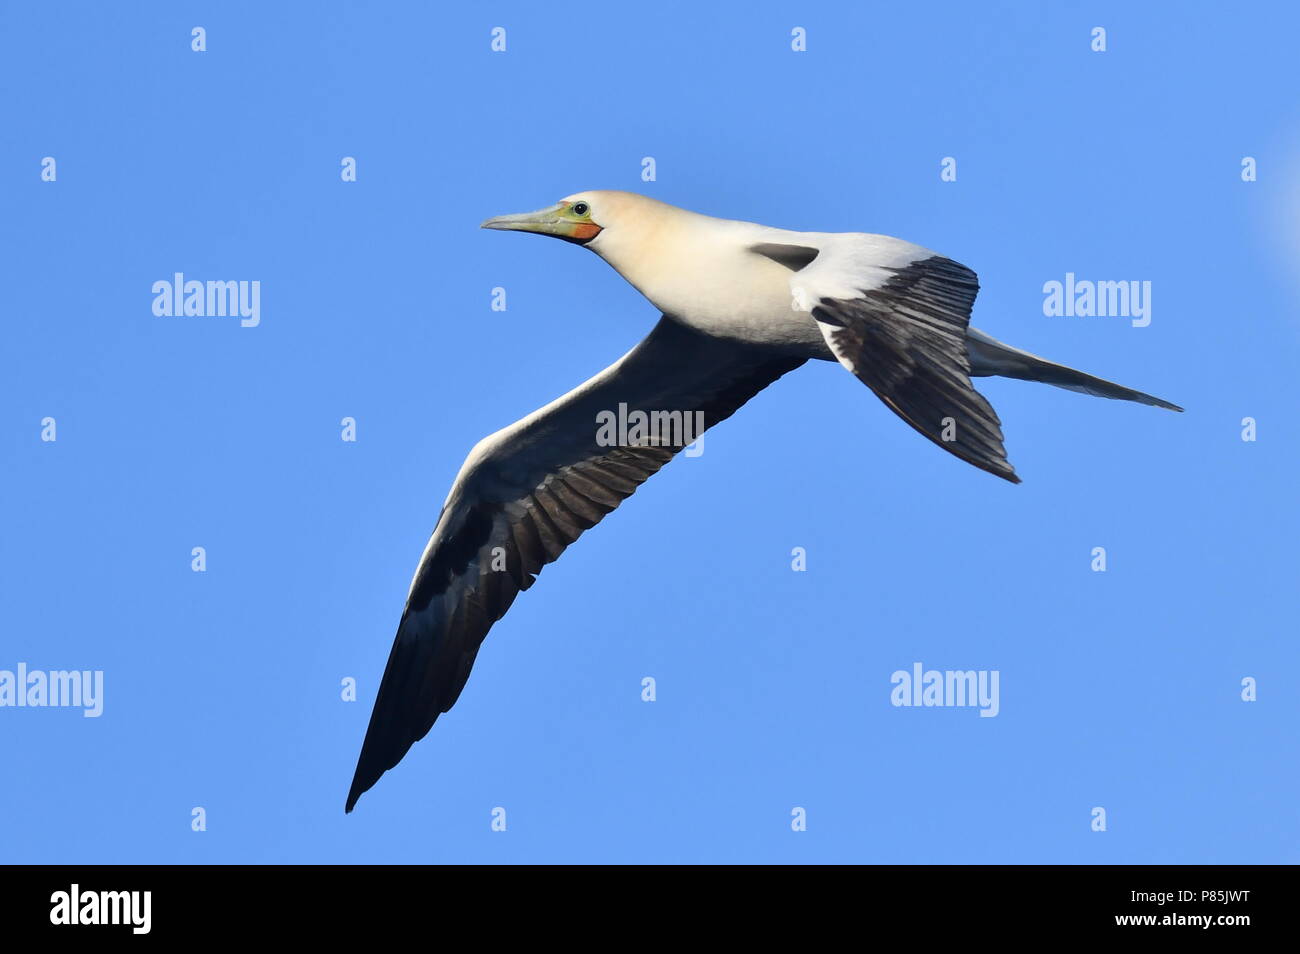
(591, 218), (830, 355)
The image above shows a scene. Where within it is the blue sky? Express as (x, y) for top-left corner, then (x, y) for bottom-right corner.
(2, 1), (1297, 863)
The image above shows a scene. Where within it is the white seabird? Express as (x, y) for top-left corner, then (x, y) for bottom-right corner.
(346, 190), (1181, 811)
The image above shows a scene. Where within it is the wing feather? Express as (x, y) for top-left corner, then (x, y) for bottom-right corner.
(346, 317), (804, 810)
(789, 238), (1019, 483)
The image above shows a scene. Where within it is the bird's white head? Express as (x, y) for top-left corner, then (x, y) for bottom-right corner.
(480, 190), (682, 254)
(481, 191), (724, 318)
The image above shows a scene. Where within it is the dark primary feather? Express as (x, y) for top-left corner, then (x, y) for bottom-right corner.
(812, 256), (1020, 484)
(346, 317), (805, 811)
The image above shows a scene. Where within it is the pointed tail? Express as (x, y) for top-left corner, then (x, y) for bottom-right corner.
(966, 327), (1183, 412)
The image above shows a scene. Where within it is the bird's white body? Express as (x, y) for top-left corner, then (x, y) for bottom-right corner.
(586, 206), (812, 350)
(578, 191), (927, 355)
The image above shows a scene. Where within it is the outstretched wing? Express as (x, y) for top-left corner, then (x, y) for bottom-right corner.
(347, 317), (805, 811)
(784, 235), (1018, 483)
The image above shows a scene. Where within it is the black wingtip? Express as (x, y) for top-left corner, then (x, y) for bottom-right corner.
(347, 749), (392, 813)
(345, 776), (366, 813)
(1143, 393), (1184, 412)
(345, 781), (366, 814)
(977, 458), (1021, 484)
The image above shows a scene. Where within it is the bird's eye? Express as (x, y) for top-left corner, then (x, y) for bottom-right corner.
(572, 202), (590, 216)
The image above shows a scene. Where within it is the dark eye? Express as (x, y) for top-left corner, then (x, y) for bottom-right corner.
(572, 202), (590, 216)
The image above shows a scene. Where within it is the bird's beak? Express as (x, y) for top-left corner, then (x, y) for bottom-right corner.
(480, 202), (601, 244)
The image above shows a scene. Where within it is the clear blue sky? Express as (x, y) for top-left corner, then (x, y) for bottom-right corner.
(3, 1), (1297, 864)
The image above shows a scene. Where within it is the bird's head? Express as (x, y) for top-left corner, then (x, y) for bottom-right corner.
(481, 191), (695, 307)
(480, 190), (681, 249)
(480, 192), (609, 246)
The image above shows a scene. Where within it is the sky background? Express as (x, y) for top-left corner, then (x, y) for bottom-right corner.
(3, 1), (1298, 864)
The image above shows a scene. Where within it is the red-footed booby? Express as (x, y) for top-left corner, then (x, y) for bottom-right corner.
(345, 190), (1180, 811)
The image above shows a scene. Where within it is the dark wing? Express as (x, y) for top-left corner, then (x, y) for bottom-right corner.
(347, 317), (805, 811)
(781, 236), (1017, 483)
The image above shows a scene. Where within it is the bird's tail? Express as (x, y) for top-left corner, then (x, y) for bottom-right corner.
(965, 327), (1183, 412)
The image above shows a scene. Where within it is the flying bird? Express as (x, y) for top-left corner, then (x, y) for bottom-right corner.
(346, 190), (1180, 811)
